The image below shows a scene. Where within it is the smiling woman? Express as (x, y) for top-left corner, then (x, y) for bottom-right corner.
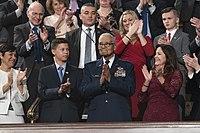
(0, 43), (29, 124)
(44, 0), (79, 38)
(139, 44), (182, 121)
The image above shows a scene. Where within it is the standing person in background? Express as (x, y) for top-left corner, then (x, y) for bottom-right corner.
(96, 0), (122, 35)
(135, 0), (166, 40)
(0, 44), (29, 124)
(140, 44), (182, 121)
(44, 0), (79, 38)
(154, 7), (190, 120)
(13, 1), (55, 122)
(114, 10), (154, 120)
(0, 0), (26, 44)
(69, 0), (95, 26)
(65, 3), (105, 68)
(38, 38), (83, 122)
(183, 18), (200, 120)
(79, 33), (135, 122)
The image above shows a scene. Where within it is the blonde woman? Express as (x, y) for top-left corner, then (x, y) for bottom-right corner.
(114, 10), (154, 120)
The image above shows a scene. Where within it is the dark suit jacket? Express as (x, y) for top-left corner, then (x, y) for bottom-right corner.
(188, 40), (200, 120)
(38, 62), (83, 122)
(154, 29), (190, 71)
(135, 0), (166, 39)
(79, 56), (136, 122)
(180, 0), (196, 22)
(13, 22), (55, 78)
(0, 0), (26, 44)
(65, 27), (105, 67)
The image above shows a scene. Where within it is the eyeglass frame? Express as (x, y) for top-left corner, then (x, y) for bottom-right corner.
(99, 42), (115, 47)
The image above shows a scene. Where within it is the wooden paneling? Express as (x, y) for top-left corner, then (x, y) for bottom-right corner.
(1, 122), (200, 133)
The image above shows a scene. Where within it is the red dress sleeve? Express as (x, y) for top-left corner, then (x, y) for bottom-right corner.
(114, 35), (127, 55)
(162, 70), (183, 98)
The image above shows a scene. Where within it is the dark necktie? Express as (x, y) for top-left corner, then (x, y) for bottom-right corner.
(105, 60), (110, 68)
(168, 32), (171, 42)
(105, 60), (110, 65)
(32, 27), (41, 62)
(84, 28), (92, 64)
(142, 6), (148, 36)
(58, 67), (64, 82)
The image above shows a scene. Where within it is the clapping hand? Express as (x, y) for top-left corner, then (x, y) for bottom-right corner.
(136, 20), (143, 35)
(157, 35), (169, 45)
(28, 29), (38, 45)
(128, 20), (139, 37)
(142, 65), (152, 82)
(17, 0), (24, 12)
(190, 17), (200, 30)
(39, 26), (49, 43)
(59, 78), (71, 94)
(183, 53), (200, 72)
(58, 7), (67, 22)
(17, 68), (27, 83)
(100, 64), (111, 85)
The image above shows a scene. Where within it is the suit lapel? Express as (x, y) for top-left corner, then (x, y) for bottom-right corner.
(96, 58), (103, 76)
(52, 64), (61, 84)
(170, 29), (181, 45)
(63, 62), (71, 83)
(76, 28), (82, 59)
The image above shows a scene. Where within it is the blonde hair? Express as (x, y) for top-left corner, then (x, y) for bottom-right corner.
(119, 10), (139, 36)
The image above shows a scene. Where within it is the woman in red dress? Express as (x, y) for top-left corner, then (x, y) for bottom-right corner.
(114, 10), (154, 120)
(140, 45), (183, 121)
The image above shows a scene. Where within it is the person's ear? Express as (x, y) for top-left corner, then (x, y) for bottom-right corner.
(51, 49), (55, 56)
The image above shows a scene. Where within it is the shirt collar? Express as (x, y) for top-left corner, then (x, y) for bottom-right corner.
(82, 25), (95, 31)
(103, 54), (115, 68)
(166, 28), (178, 39)
(55, 61), (67, 71)
(29, 22), (40, 29)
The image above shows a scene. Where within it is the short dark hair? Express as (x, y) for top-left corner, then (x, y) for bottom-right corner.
(0, 43), (16, 56)
(161, 7), (179, 18)
(51, 38), (69, 50)
(81, 3), (96, 11)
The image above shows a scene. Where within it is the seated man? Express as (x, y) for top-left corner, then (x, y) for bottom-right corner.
(38, 38), (83, 122)
(79, 33), (136, 122)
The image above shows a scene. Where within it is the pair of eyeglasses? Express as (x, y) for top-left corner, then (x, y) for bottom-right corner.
(99, 42), (114, 47)
(31, 12), (44, 18)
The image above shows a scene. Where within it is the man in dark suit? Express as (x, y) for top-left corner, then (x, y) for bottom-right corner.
(38, 38), (83, 122)
(180, 0), (200, 41)
(79, 33), (136, 122)
(13, 1), (55, 122)
(154, 7), (190, 120)
(135, 0), (166, 40)
(183, 19), (200, 120)
(65, 3), (105, 68)
(0, 0), (27, 44)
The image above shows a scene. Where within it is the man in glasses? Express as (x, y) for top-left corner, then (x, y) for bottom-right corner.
(79, 33), (136, 122)
(13, 1), (55, 122)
